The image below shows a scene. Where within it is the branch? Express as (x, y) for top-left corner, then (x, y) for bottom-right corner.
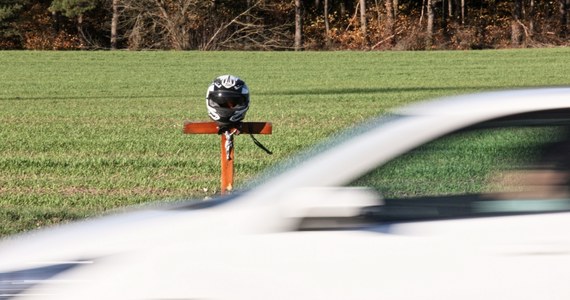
(371, 27), (404, 49)
(516, 19), (531, 39)
(203, 1), (261, 50)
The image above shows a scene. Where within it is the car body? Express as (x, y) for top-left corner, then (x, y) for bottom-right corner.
(2, 87), (570, 299)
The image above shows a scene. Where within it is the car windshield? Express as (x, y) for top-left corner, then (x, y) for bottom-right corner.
(352, 109), (570, 221)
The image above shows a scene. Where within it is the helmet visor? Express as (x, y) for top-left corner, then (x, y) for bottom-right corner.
(209, 92), (247, 109)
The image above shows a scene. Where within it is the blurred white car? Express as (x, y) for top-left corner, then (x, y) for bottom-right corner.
(2, 88), (570, 300)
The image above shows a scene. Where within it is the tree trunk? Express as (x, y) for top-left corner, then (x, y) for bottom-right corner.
(529, 0), (535, 37)
(77, 14), (86, 47)
(324, 0), (330, 47)
(294, 0), (302, 50)
(420, 0), (426, 25)
(448, 0), (460, 24)
(461, 0), (466, 25)
(426, 0), (434, 48)
(385, 0), (395, 46)
(511, 0), (524, 46)
(374, 0), (381, 28)
(441, 0), (448, 39)
(393, 0), (398, 17)
(111, 0), (118, 50)
(51, 11), (60, 37)
(561, 0), (569, 38)
(359, 0), (368, 44)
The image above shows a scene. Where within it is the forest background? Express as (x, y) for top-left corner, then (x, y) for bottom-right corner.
(1, 0), (569, 51)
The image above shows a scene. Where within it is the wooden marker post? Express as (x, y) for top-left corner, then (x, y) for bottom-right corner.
(183, 121), (272, 194)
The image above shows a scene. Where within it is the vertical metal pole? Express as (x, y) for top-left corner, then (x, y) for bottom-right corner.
(220, 133), (235, 194)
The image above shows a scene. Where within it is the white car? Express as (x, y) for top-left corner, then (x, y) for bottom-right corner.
(2, 88), (570, 300)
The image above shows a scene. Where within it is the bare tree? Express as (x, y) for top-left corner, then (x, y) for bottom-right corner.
(393, 0), (398, 17)
(461, 0), (466, 25)
(120, 0), (291, 50)
(426, 0), (434, 48)
(119, 0), (215, 50)
(561, 0), (569, 38)
(153, 0), (198, 50)
(528, 0), (535, 36)
(111, 0), (119, 49)
(119, 0), (195, 49)
(295, 0), (302, 50)
(359, 0), (367, 43)
(385, 0), (395, 46)
(511, 0), (524, 46)
(203, 1), (292, 50)
(324, 0), (330, 47)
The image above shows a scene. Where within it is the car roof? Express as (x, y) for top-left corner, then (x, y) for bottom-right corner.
(397, 87), (570, 118)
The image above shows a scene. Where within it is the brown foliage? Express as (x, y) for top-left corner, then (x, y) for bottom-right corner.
(17, 3), (85, 50)
(1, 0), (569, 50)
(23, 31), (84, 50)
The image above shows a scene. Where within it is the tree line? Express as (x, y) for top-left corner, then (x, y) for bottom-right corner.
(1, 0), (569, 50)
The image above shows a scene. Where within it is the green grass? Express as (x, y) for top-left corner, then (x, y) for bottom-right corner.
(1, 48), (570, 236)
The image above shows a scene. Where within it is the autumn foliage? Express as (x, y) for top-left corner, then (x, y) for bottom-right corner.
(0, 0), (568, 50)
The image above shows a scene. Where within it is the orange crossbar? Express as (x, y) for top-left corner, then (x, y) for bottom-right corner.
(183, 121), (272, 134)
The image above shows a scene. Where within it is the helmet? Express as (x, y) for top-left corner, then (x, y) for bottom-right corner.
(206, 75), (250, 126)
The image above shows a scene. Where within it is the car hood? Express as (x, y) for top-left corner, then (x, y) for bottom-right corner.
(12, 212), (570, 300)
(0, 200), (289, 273)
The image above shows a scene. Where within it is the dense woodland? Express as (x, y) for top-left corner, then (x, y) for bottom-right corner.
(0, 0), (569, 50)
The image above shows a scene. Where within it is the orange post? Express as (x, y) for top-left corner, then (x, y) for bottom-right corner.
(183, 121), (272, 194)
(220, 131), (235, 193)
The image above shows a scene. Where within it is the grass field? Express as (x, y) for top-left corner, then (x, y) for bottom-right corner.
(1, 48), (570, 236)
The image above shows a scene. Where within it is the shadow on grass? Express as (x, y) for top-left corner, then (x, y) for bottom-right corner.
(261, 86), (503, 96)
(2, 85), (530, 102)
(0, 95), (185, 101)
(2, 86), (523, 100)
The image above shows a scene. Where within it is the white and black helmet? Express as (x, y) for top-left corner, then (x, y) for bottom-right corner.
(206, 75), (250, 126)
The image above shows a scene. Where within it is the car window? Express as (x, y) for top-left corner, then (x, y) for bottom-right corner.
(350, 110), (570, 219)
